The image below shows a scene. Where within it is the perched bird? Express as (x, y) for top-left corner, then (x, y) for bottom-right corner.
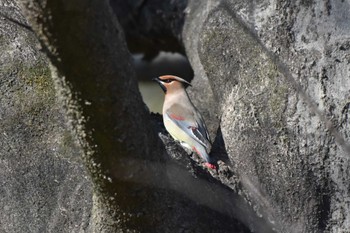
(153, 75), (216, 169)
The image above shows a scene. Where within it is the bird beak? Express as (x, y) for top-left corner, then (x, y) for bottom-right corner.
(152, 77), (161, 83)
(152, 77), (167, 93)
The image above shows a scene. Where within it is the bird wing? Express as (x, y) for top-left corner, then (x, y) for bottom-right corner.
(194, 109), (211, 145)
(165, 104), (211, 151)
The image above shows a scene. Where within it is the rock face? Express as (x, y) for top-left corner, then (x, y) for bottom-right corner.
(182, 1), (350, 232)
(4, 0), (254, 232)
(0, 1), (92, 232)
(2, 0), (349, 232)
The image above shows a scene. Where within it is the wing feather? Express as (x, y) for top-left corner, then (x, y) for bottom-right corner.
(165, 106), (211, 151)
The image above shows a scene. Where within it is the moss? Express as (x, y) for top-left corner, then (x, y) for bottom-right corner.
(1, 56), (58, 127)
(22, 61), (54, 97)
(4, 60), (56, 111)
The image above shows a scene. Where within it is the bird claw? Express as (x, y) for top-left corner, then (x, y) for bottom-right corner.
(205, 163), (217, 170)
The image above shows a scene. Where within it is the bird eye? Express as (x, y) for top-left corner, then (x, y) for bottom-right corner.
(164, 79), (173, 83)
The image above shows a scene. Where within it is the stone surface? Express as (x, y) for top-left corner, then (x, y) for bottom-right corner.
(0, 1), (92, 232)
(2, 0), (350, 232)
(182, 0), (350, 232)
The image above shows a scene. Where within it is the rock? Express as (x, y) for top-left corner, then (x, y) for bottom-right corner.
(0, 1), (92, 232)
(3, 0), (349, 232)
(182, 0), (350, 232)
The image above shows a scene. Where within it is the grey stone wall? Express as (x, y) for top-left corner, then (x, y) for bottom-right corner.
(0, 1), (92, 232)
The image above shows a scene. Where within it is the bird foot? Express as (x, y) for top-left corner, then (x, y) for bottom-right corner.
(205, 163), (217, 170)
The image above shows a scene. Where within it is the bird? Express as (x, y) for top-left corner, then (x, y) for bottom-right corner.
(153, 75), (216, 169)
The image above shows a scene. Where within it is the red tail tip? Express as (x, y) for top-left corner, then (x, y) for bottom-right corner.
(205, 163), (216, 170)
